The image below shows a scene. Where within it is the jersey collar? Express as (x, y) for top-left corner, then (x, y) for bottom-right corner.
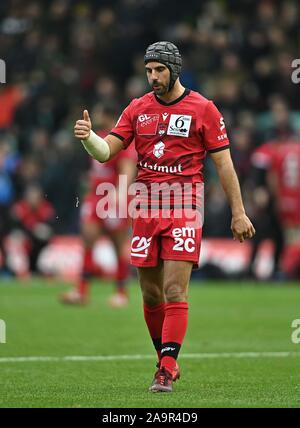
(154, 88), (190, 106)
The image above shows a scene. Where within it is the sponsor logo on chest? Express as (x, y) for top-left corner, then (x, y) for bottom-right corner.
(136, 114), (159, 135)
(167, 114), (192, 137)
(136, 113), (192, 137)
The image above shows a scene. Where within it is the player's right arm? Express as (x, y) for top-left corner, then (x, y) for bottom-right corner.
(202, 101), (255, 242)
(74, 110), (124, 162)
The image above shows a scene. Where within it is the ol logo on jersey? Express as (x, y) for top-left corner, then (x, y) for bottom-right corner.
(167, 114), (192, 137)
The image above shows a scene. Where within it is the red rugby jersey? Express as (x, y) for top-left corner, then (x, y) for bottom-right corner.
(109, 89), (230, 206)
(270, 141), (300, 226)
(251, 142), (277, 170)
(12, 200), (55, 231)
(252, 140), (300, 226)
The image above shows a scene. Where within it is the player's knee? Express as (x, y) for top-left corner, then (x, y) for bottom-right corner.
(81, 223), (99, 246)
(141, 285), (164, 306)
(164, 283), (187, 302)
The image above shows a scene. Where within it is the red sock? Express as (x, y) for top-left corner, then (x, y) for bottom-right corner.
(143, 303), (165, 361)
(116, 256), (129, 282)
(82, 248), (94, 274)
(115, 257), (129, 295)
(78, 278), (88, 297)
(161, 302), (188, 373)
(76, 248), (94, 297)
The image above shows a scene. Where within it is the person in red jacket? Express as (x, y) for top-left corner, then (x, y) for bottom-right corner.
(11, 184), (55, 273)
(251, 139), (300, 278)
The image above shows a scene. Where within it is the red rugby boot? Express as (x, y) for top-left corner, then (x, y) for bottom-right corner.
(149, 363), (180, 393)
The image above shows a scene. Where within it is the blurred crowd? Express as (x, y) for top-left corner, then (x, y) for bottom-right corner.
(1, 0), (300, 278)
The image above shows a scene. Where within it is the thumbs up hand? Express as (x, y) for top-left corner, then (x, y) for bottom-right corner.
(74, 109), (92, 140)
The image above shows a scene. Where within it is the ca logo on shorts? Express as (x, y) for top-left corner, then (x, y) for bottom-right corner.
(131, 236), (152, 258)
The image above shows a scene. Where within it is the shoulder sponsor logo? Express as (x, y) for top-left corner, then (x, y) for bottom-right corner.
(220, 117), (226, 131)
(136, 114), (159, 135)
(167, 114), (192, 137)
(153, 141), (165, 158)
(217, 133), (227, 141)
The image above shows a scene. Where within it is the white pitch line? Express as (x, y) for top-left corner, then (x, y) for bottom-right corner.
(0, 351), (299, 363)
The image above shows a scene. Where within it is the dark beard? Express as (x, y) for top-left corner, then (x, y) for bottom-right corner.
(152, 84), (168, 95)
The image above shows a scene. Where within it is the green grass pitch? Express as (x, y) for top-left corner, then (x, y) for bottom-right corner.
(0, 278), (300, 408)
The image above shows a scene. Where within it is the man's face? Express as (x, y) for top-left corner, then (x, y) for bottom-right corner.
(145, 61), (170, 95)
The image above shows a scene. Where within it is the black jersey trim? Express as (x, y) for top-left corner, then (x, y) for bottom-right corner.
(154, 88), (191, 106)
(209, 144), (230, 153)
(109, 132), (125, 141)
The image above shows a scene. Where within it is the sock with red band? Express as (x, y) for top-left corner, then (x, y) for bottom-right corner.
(161, 302), (188, 373)
(143, 303), (165, 361)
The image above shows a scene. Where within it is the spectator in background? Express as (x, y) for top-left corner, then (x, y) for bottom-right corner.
(0, 84), (26, 130)
(262, 96), (297, 142)
(248, 98), (299, 279)
(266, 139), (300, 279)
(10, 183), (55, 274)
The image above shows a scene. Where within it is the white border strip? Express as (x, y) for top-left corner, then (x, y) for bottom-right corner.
(0, 351), (299, 363)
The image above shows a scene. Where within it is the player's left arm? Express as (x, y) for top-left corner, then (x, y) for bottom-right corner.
(210, 148), (256, 242)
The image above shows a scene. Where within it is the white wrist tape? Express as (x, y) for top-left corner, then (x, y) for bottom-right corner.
(81, 130), (110, 162)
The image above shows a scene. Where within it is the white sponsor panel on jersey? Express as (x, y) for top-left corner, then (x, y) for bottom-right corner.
(167, 114), (192, 137)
